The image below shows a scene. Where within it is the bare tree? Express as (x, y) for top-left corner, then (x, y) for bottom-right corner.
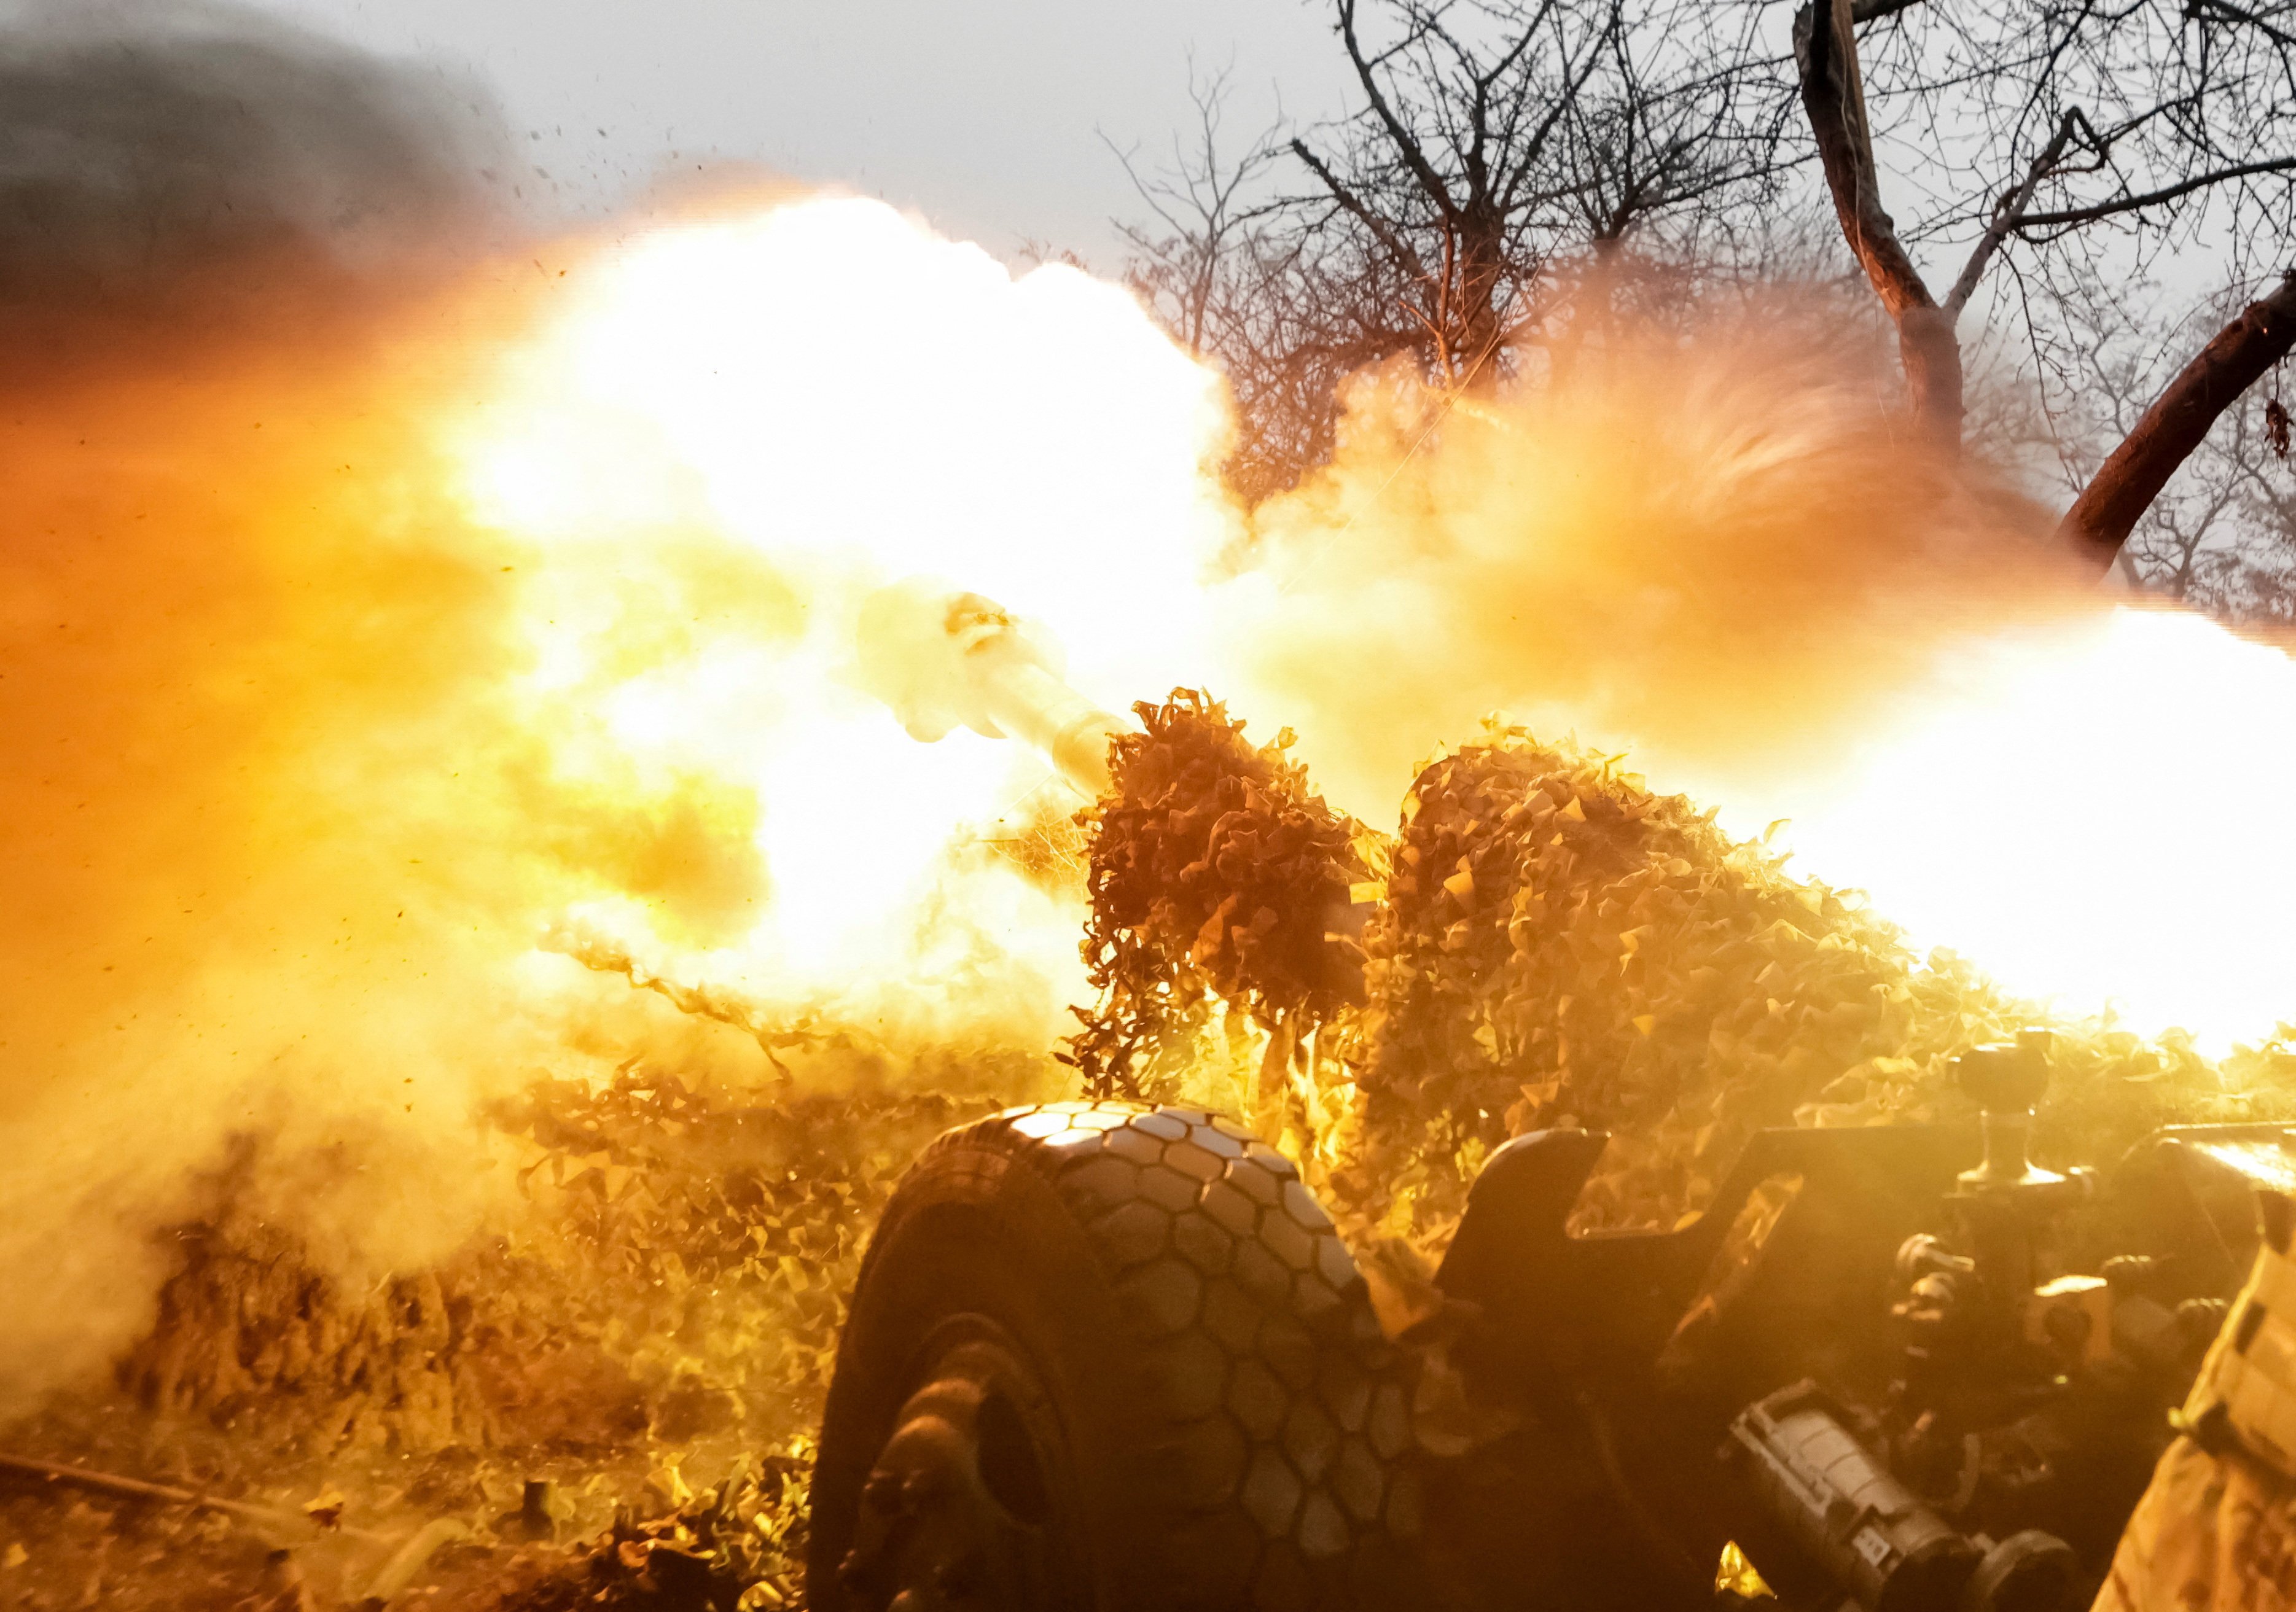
(1123, 0), (2296, 580)
(1115, 71), (1414, 501)
(1791, 0), (2296, 568)
(1285, 0), (1786, 375)
(2217, 424), (2296, 623)
(2127, 395), (2296, 621)
(1118, 0), (1783, 497)
(1110, 68), (1275, 361)
(2058, 273), (2296, 567)
(1284, 0), (1617, 384)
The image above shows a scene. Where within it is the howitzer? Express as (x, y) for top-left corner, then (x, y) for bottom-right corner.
(1415, 1032), (2278, 1612)
(811, 588), (2290, 1612)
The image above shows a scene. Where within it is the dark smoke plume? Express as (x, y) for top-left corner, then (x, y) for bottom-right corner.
(0, 0), (507, 342)
(0, 2), (525, 1409)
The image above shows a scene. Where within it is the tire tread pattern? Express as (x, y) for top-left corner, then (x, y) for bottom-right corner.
(915, 1100), (1419, 1612)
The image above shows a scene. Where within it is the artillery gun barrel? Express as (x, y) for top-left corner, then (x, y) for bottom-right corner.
(968, 653), (1121, 798)
(854, 579), (1127, 798)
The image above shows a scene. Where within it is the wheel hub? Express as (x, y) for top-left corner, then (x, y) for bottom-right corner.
(837, 1324), (1082, 1611)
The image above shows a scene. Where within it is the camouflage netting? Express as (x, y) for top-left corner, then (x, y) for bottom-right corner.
(1063, 690), (1376, 1104)
(1340, 724), (2296, 1241)
(1067, 707), (2296, 1250)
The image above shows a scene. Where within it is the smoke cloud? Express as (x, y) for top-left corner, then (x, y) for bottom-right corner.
(0, 0), (501, 343)
(1220, 310), (2087, 823)
(0, 4), (664, 1410)
(1212, 312), (2296, 1044)
(0, 12), (1106, 1417)
(5, 3), (2288, 1436)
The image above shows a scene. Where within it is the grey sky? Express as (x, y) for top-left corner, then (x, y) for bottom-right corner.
(238, 0), (1357, 267)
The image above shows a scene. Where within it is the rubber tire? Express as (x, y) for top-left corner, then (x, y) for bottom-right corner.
(809, 1101), (1422, 1612)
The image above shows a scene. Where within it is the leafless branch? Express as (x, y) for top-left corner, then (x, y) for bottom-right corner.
(2061, 272), (2296, 570)
(2013, 154), (2296, 229)
(1944, 109), (2082, 316)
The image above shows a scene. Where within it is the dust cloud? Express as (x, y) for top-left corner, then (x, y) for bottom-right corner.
(1214, 315), (2296, 1042)
(4, 3), (2287, 1428)
(1219, 313), (2085, 825)
(0, 4), (767, 1408)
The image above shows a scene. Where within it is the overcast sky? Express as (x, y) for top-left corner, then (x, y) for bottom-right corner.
(240, 0), (1360, 268)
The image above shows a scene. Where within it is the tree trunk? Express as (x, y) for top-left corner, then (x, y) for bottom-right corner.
(2060, 273), (2296, 572)
(1896, 306), (1964, 451)
(1455, 210), (1509, 390)
(1794, 0), (1962, 450)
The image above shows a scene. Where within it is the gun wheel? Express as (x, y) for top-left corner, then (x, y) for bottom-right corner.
(829, 1315), (1088, 1611)
(810, 1102), (1421, 1612)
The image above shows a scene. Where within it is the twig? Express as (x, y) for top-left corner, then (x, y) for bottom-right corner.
(542, 924), (811, 1078)
(0, 1451), (394, 1544)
